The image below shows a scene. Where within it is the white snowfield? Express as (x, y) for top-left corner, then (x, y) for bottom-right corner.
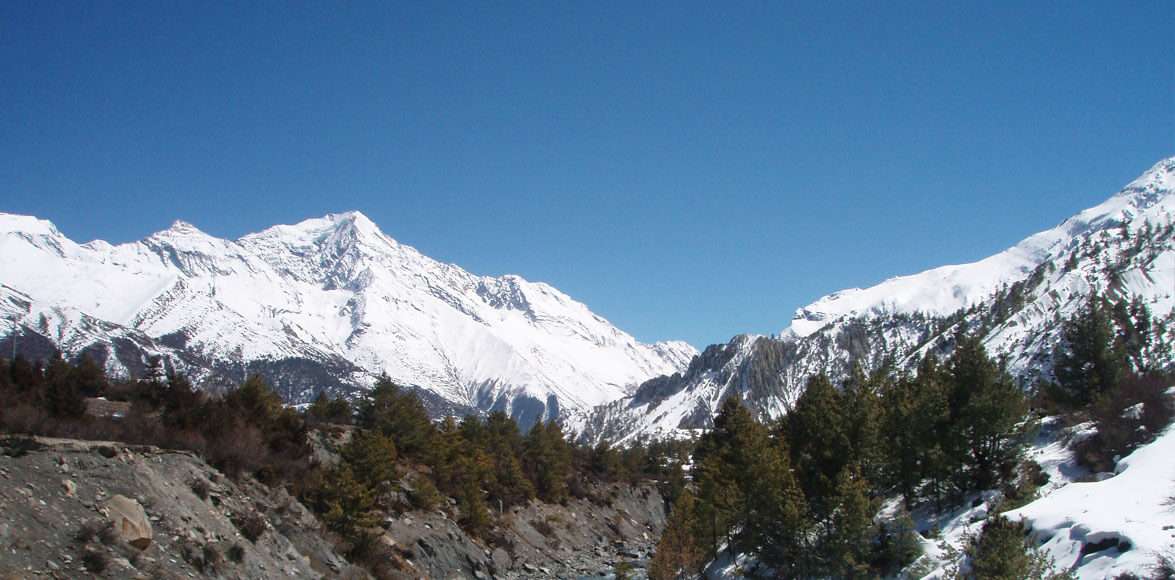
(1006, 418), (1175, 578)
(0, 210), (695, 415)
(788, 157), (1175, 338)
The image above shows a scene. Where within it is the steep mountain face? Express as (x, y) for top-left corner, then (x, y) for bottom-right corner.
(0, 212), (696, 424)
(571, 157), (1175, 444)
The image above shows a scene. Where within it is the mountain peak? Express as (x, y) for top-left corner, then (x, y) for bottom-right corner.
(145, 219), (215, 242)
(0, 213), (61, 238)
(167, 219), (203, 234)
(1122, 156), (1175, 195)
(1, 207), (696, 424)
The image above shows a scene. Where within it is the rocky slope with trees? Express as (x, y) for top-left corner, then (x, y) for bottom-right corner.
(0, 355), (676, 578)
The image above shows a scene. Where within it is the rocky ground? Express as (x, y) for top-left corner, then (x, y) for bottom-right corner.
(0, 433), (666, 579)
(378, 483), (665, 579)
(0, 435), (353, 579)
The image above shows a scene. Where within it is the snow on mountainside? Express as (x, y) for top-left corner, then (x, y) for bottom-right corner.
(574, 157), (1175, 444)
(789, 157), (1175, 337)
(0, 211), (696, 424)
(1005, 417), (1175, 578)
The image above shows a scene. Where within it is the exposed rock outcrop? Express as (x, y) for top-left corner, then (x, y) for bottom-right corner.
(104, 495), (152, 550)
(0, 435), (349, 578)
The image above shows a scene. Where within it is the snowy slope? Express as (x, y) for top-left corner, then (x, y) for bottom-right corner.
(905, 409), (1175, 579)
(0, 211), (695, 422)
(574, 157), (1175, 444)
(1006, 418), (1175, 578)
(789, 157), (1175, 337)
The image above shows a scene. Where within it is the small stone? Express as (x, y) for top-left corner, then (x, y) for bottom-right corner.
(62, 480), (77, 497)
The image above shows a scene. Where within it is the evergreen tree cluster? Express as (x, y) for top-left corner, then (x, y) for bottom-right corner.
(0, 354), (311, 481)
(652, 333), (1030, 579)
(951, 514), (1071, 580)
(299, 376), (685, 546)
(0, 351), (104, 420)
(1047, 295), (1174, 472)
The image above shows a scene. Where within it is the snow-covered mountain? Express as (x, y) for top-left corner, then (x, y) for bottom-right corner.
(0, 211), (696, 424)
(571, 157), (1175, 444)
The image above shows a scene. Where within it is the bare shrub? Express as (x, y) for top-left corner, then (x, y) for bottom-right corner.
(81, 548), (109, 573)
(533, 519), (556, 537)
(190, 477), (211, 500)
(75, 520), (102, 544)
(232, 511), (267, 543)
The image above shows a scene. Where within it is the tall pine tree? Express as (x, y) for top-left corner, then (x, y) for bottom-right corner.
(1052, 295), (1127, 405)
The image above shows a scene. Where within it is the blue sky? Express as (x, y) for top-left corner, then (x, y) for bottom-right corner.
(1, 2), (1171, 348)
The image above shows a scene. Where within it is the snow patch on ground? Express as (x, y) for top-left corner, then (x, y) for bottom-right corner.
(908, 413), (1175, 579)
(1007, 424), (1175, 578)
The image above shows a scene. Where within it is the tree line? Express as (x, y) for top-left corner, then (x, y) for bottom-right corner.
(651, 331), (1032, 578)
(0, 354), (689, 573)
(651, 293), (1172, 579)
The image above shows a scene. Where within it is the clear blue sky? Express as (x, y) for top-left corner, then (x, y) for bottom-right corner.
(2, 2), (1171, 348)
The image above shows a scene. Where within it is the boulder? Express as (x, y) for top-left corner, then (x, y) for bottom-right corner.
(491, 547), (512, 572)
(104, 494), (153, 549)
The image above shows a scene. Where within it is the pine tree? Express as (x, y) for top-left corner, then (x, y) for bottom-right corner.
(523, 421), (572, 503)
(73, 353), (107, 397)
(316, 464), (379, 538)
(1052, 295), (1127, 405)
(882, 374), (923, 503)
(406, 472), (442, 511)
(843, 365), (884, 484)
(913, 355), (956, 506)
(489, 451), (534, 508)
(822, 464), (876, 578)
(947, 334), (1026, 492)
(476, 411), (535, 507)
(358, 376), (435, 460)
(746, 435), (810, 575)
(430, 416), (463, 494)
(964, 515), (1062, 580)
(8, 355), (39, 391)
(786, 373), (850, 520)
(872, 508), (922, 576)
(692, 397), (810, 568)
(649, 490), (704, 580)
(692, 453), (741, 559)
(692, 397), (755, 555)
(459, 414), (485, 442)
(307, 391), (331, 422)
(590, 441), (623, 480)
(455, 450), (493, 534)
(44, 352), (85, 418)
(161, 373), (205, 430)
(309, 391), (353, 424)
(324, 396), (352, 424)
(0, 357), (11, 394)
(341, 430), (398, 491)
(227, 374), (283, 422)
